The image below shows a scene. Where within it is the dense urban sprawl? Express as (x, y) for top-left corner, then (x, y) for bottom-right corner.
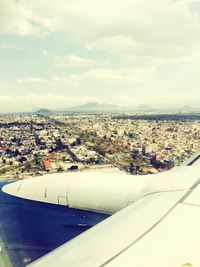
(0, 113), (200, 178)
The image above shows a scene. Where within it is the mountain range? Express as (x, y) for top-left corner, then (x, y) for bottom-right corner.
(35, 102), (200, 114)
(64, 102), (121, 111)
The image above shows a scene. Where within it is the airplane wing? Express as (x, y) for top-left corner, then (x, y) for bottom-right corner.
(28, 173), (200, 267)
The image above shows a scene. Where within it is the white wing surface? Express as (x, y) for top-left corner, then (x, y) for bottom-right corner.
(28, 173), (200, 267)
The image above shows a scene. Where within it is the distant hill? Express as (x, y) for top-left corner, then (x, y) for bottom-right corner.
(36, 108), (52, 114)
(65, 102), (120, 111)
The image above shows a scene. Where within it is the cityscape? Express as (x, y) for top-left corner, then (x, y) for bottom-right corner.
(1, 110), (200, 179)
(1, 0), (200, 266)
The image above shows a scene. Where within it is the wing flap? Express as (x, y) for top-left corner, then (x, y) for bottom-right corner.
(105, 203), (200, 267)
(28, 189), (187, 267)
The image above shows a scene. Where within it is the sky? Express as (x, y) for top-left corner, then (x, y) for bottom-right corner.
(1, 0), (200, 112)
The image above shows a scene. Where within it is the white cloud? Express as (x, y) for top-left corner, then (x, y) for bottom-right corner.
(18, 62), (156, 86)
(0, 93), (97, 112)
(54, 55), (96, 68)
(21, 0), (200, 61)
(18, 75), (80, 86)
(0, 42), (22, 50)
(2, 0), (200, 85)
(2, 0), (200, 60)
(18, 77), (46, 83)
(81, 67), (156, 84)
(112, 89), (200, 107)
(0, 0), (39, 35)
(43, 49), (48, 56)
(1, 83), (8, 87)
(155, 90), (200, 106)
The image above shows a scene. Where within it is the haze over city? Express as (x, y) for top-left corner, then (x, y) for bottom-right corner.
(1, 0), (200, 112)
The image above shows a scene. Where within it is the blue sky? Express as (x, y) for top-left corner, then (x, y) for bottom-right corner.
(1, 0), (200, 112)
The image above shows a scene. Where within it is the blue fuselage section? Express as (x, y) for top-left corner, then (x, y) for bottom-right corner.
(0, 179), (109, 267)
